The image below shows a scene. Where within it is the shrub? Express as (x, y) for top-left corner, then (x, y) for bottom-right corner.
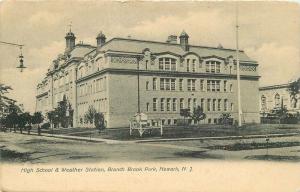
(41, 122), (50, 129)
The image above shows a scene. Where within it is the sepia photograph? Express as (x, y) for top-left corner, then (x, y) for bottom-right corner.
(0, 0), (299, 191)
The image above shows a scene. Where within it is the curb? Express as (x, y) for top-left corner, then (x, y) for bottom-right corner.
(134, 133), (300, 143)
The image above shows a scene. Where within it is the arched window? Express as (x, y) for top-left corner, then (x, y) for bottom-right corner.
(274, 93), (280, 107)
(158, 57), (176, 71)
(261, 95), (266, 110)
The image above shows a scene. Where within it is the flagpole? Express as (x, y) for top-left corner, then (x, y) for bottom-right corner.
(235, 3), (242, 127)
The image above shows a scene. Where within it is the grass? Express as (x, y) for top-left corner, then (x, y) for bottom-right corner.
(26, 123), (300, 140)
(0, 148), (31, 162)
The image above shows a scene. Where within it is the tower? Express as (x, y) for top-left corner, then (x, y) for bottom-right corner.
(96, 31), (106, 49)
(179, 30), (189, 51)
(65, 28), (76, 53)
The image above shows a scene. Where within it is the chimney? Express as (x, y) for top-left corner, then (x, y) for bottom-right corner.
(166, 35), (177, 44)
(179, 30), (189, 51)
(96, 31), (106, 49)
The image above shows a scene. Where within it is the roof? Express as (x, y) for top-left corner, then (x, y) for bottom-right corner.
(69, 44), (96, 58)
(99, 38), (256, 63)
(259, 83), (291, 91)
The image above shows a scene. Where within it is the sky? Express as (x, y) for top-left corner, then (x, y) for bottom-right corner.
(0, 1), (299, 113)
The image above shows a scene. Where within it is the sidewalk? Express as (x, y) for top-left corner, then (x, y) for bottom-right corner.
(135, 132), (300, 143)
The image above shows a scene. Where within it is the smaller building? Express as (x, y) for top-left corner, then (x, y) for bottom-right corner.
(259, 83), (300, 115)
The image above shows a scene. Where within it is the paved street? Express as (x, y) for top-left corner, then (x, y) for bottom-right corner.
(1, 132), (300, 163)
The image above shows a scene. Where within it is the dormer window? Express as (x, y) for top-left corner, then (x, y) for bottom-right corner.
(159, 58), (176, 71)
(205, 60), (221, 73)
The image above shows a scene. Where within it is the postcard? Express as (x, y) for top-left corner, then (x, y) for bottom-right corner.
(0, 1), (299, 191)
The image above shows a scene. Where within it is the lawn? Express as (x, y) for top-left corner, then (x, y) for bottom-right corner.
(27, 123), (300, 140)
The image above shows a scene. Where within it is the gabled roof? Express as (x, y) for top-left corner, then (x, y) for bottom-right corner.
(99, 38), (256, 63)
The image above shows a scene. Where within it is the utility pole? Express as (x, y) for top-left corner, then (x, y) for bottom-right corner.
(235, 3), (242, 127)
(137, 57), (141, 114)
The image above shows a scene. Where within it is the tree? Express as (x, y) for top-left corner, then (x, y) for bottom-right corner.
(0, 84), (16, 115)
(219, 113), (232, 125)
(32, 112), (44, 135)
(180, 108), (190, 121)
(6, 110), (18, 132)
(17, 112), (31, 134)
(55, 95), (70, 128)
(191, 106), (206, 124)
(47, 110), (56, 129)
(94, 112), (106, 133)
(84, 106), (96, 128)
(288, 78), (300, 108)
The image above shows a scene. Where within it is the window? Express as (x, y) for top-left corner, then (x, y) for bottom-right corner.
(207, 80), (221, 92)
(192, 59), (196, 72)
(168, 119), (171, 125)
(179, 79), (183, 91)
(165, 58), (170, 70)
(206, 62), (210, 72)
(205, 60), (221, 73)
(159, 58), (177, 71)
(145, 60), (148, 70)
(230, 84), (233, 92)
(188, 98), (192, 110)
(212, 81), (216, 92)
(200, 79), (204, 91)
(224, 80), (227, 92)
(159, 59), (164, 70)
(275, 93), (280, 107)
(224, 99), (228, 111)
(167, 98), (171, 111)
(216, 81), (220, 92)
(153, 98), (157, 111)
(171, 79), (176, 91)
(208, 118), (211, 124)
(212, 99), (216, 111)
(214, 118), (218, 124)
(193, 98), (197, 110)
(160, 98), (165, 111)
(211, 62), (215, 73)
(207, 80), (211, 92)
(200, 98), (204, 109)
(172, 98), (177, 111)
(165, 79), (170, 90)
(160, 78), (175, 91)
(180, 98), (184, 109)
(231, 103), (234, 111)
(146, 81), (149, 90)
(153, 78), (157, 90)
(261, 95), (266, 110)
(187, 79), (196, 91)
(160, 78), (165, 90)
(216, 62), (220, 73)
(218, 99), (221, 111)
(207, 99), (211, 111)
(187, 59), (190, 72)
(146, 103), (149, 112)
(171, 59), (176, 71)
